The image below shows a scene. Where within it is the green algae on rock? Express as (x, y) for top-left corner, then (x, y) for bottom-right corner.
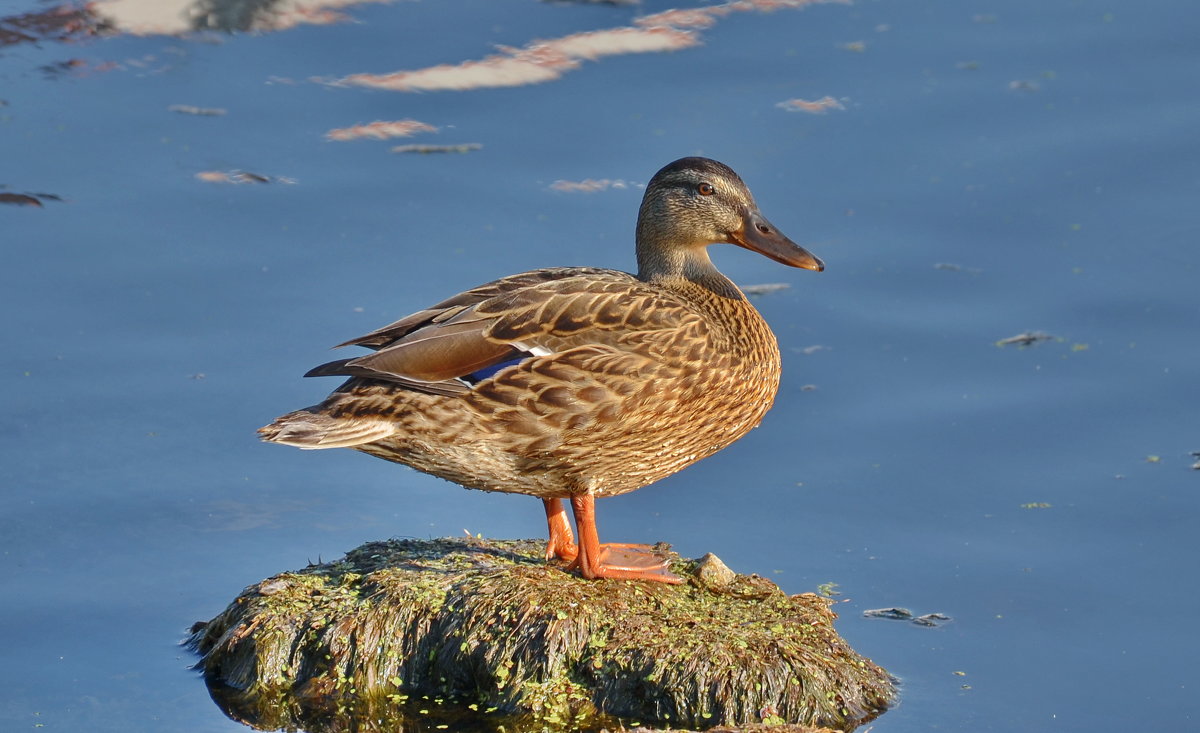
(188, 538), (893, 731)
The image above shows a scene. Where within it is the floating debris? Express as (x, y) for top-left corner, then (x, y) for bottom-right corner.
(863, 607), (952, 627)
(840, 40), (866, 52)
(911, 613), (952, 627)
(933, 262), (982, 273)
(796, 344), (830, 355)
(0, 191), (61, 206)
(1191, 450), (1200, 470)
(168, 104), (226, 116)
(0, 193), (43, 207)
(194, 170), (296, 184)
(1020, 502), (1052, 509)
(326, 119), (438, 141)
(862, 607), (912, 621)
(39, 58), (88, 76)
(1009, 79), (1040, 92)
(995, 331), (1054, 347)
(549, 178), (631, 193)
(816, 581), (841, 597)
(742, 282), (791, 296)
(1146, 455), (1161, 463)
(776, 96), (845, 114)
(390, 143), (481, 154)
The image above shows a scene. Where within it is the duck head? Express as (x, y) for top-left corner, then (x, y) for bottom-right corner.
(635, 157), (824, 283)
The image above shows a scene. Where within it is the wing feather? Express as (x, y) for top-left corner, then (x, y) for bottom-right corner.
(305, 267), (707, 396)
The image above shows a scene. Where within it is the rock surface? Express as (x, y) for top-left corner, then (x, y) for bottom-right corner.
(188, 537), (894, 731)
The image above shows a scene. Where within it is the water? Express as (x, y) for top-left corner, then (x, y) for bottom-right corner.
(2, 0), (1197, 730)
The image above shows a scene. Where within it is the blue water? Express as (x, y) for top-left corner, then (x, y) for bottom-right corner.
(3, 0), (1197, 730)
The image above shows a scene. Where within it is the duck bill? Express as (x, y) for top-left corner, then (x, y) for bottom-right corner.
(731, 211), (825, 272)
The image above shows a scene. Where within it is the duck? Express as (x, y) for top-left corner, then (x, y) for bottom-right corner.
(259, 157), (823, 583)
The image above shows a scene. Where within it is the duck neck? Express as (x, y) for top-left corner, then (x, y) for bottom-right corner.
(636, 227), (744, 301)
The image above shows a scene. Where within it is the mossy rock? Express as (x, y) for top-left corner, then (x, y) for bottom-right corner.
(188, 538), (894, 731)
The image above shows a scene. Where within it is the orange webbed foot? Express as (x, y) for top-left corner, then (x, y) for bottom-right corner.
(569, 542), (682, 584)
(543, 498), (578, 563)
(546, 535), (578, 564)
(566, 495), (682, 584)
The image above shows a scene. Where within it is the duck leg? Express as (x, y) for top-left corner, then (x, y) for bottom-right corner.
(543, 498), (578, 563)
(568, 494), (681, 584)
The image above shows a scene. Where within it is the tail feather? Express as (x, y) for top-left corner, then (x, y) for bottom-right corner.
(259, 409), (396, 450)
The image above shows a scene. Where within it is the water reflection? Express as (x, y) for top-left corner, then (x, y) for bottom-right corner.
(776, 96), (845, 114)
(0, 0), (393, 51)
(202, 680), (624, 733)
(195, 170), (296, 184)
(635, 0), (848, 31)
(548, 178), (635, 193)
(168, 103), (228, 116)
(335, 0), (846, 92)
(1, 0), (848, 95)
(334, 27), (694, 93)
(325, 120), (438, 142)
(0, 4), (97, 48)
(91, 0), (393, 34)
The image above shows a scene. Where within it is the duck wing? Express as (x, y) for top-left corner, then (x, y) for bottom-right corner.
(333, 268), (611, 350)
(304, 267), (705, 397)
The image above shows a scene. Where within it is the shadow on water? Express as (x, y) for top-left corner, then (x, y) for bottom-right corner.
(203, 681), (621, 733)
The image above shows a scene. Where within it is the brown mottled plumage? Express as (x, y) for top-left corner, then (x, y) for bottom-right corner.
(260, 157), (823, 583)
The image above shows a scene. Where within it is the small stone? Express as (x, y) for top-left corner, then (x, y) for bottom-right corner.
(257, 578), (290, 595)
(694, 552), (737, 590)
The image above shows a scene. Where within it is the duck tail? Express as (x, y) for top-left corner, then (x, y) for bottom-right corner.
(258, 409), (397, 450)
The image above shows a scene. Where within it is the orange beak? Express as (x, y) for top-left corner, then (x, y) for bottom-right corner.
(730, 209), (824, 272)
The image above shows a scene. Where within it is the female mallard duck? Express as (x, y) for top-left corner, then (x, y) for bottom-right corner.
(260, 157), (823, 583)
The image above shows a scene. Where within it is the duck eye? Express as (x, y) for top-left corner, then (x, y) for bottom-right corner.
(697, 182), (715, 196)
